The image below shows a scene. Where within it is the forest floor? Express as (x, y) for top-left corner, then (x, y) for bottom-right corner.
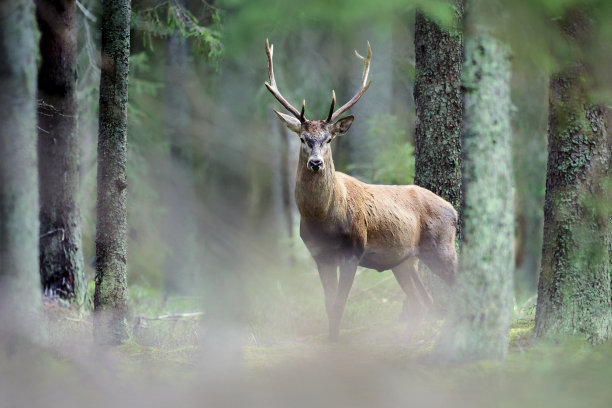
(3, 267), (611, 408)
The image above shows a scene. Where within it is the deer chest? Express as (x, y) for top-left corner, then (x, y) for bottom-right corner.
(299, 219), (364, 262)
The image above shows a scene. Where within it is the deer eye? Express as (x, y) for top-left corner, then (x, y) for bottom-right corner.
(326, 138), (332, 144)
(300, 137), (306, 144)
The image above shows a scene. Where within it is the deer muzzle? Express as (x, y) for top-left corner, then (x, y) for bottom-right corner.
(307, 157), (324, 172)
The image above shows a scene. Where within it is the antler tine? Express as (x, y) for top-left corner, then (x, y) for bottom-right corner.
(330, 41), (372, 122)
(355, 41), (372, 88)
(265, 39), (304, 121)
(326, 90), (336, 123)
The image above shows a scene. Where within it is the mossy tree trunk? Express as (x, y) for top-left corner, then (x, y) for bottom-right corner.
(94, 0), (131, 345)
(36, 0), (86, 305)
(534, 11), (611, 344)
(436, 18), (515, 361)
(413, 6), (463, 223)
(0, 0), (43, 344)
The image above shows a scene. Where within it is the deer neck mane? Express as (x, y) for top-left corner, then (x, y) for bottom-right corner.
(294, 149), (338, 220)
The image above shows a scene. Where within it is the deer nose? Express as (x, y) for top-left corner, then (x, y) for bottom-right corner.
(308, 158), (323, 172)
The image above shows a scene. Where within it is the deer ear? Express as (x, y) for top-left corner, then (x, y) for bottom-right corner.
(332, 115), (354, 137)
(274, 110), (302, 134)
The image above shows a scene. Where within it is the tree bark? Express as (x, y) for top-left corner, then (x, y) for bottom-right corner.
(412, 7), (464, 312)
(413, 7), (463, 223)
(36, 0), (86, 305)
(0, 0), (43, 345)
(94, 0), (131, 345)
(437, 27), (515, 361)
(534, 11), (611, 343)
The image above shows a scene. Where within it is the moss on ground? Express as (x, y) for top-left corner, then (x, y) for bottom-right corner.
(509, 318), (535, 349)
(24, 286), (612, 408)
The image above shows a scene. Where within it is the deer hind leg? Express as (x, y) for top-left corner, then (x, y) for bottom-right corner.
(420, 219), (458, 286)
(392, 258), (432, 328)
(420, 245), (457, 286)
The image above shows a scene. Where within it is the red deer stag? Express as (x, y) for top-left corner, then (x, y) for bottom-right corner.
(265, 39), (457, 341)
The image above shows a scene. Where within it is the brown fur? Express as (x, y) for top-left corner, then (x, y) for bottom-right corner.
(289, 119), (458, 341)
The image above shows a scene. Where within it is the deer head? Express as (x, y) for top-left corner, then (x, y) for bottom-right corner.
(265, 39), (372, 173)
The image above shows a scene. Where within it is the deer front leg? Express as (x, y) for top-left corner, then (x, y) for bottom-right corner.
(316, 261), (338, 327)
(328, 258), (358, 341)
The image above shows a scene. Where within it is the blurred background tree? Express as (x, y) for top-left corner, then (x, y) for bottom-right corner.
(36, 0), (87, 307)
(0, 0), (44, 346)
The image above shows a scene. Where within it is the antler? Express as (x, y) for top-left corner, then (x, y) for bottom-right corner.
(265, 39), (304, 121)
(328, 42), (372, 123)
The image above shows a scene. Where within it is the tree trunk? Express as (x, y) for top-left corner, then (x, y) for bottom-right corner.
(278, 118), (295, 262)
(412, 7), (464, 312)
(534, 12), (611, 343)
(413, 8), (463, 221)
(36, 0), (86, 305)
(0, 0), (43, 345)
(93, 0), (131, 345)
(437, 27), (515, 361)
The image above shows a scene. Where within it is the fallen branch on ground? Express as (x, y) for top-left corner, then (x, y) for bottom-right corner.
(135, 312), (204, 321)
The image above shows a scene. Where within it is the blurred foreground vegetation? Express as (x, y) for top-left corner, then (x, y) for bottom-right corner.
(3, 274), (609, 408)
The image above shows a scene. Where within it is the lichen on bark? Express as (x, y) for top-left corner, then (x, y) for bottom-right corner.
(437, 30), (515, 362)
(534, 29), (611, 343)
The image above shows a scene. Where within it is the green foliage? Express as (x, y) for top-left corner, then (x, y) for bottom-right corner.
(128, 52), (164, 130)
(509, 319), (535, 349)
(347, 114), (415, 185)
(220, 0), (456, 48)
(466, 0), (612, 78)
(133, 0), (223, 66)
(522, 0), (606, 15)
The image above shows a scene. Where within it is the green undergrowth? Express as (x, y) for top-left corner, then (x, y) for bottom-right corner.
(509, 318), (535, 349)
(128, 286), (202, 349)
(117, 341), (200, 364)
(23, 279), (612, 407)
(36, 256), (609, 408)
(245, 261), (409, 346)
(46, 266), (540, 369)
(7, 328), (612, 408)
(113, 341), (201, 382)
